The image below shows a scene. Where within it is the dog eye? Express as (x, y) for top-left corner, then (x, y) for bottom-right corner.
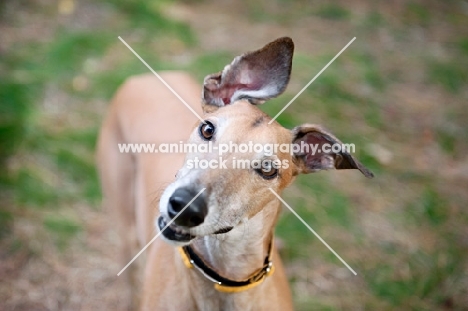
(199, 121), (215, 140)
(256, 160), (278, 180)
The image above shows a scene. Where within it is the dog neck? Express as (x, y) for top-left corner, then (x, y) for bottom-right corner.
(190, 201), (278, 282)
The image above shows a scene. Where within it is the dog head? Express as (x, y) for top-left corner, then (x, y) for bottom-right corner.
(158, 37), (373, 245)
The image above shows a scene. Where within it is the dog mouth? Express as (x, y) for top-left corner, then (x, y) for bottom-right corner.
(213, 226), (234, 235)
(158, 216), (194, 243)
(158, 216), (236, 243)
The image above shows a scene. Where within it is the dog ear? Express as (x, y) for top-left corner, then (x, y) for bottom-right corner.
(291, 124), (374, 178)
(202, 37), (294, 112)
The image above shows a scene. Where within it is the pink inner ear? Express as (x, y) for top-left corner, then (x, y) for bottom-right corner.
(211, 82), (255, 105)
(303, 132), (333, 151)
(203, 37), (294, 107)
(205, 60), (273, 105)
(296, 132), (336, 169)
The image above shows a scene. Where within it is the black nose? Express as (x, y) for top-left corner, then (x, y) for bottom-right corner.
(167, 188), (207, 227)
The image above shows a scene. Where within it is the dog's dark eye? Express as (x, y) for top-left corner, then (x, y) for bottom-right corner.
(256, 160), (278, 180)
(199, 121), (215, 140)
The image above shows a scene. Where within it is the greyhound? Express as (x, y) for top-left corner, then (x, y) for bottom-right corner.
(97, 37), (373, 311)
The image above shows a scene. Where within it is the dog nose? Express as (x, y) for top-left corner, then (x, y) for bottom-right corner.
(167, 188), (207, 227)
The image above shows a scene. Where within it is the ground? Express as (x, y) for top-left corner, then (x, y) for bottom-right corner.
(1, 0), (468, 310)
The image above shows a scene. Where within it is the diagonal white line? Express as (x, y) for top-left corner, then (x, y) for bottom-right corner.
(268, 188), (357, 275)
(118, 36), (205, 124)
(268, 37), (356, 124)
(117, 188), (206, 276)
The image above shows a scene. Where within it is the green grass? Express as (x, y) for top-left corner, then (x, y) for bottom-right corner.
(187, 52), (233, 81)
(106, 0), (195, 45)
(242, 0), (314, 24)
(420, 187), (448, 226)
(316, 4), (350, 20)
(404, 2), (431, 27)
(44, 31), (113, 77)
(58, 128), (100, 151)
(351, 52), (386, 91)
(56, 148), (101, 202)
(276, 174), (355, 262)
(298, 176), (354, 227)
(296, 300), (338, 311)
(44, 215), (82, 249)
(308, 73), (382, 130)
(10, 122), (101, 207)
(281, 51), (384, 131)
(0, 83), (31, 165)
(0, 210), (14, 238)
(436, 127), (456, 155)
(367, 177), (468, 308)
(260, 94), (298, 129)
(92, 60), (151, 99)
(368, 249), (460, 308)
(362, 11), (385, 29)
(15, 169), (62, 208)
(457, 38), (468, 55)
(427, 59), (468, 93)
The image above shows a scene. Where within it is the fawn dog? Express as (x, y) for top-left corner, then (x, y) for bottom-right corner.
(97, 37), (373, 310)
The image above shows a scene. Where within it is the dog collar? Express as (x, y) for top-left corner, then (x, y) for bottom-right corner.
(178, 239), (275, 293)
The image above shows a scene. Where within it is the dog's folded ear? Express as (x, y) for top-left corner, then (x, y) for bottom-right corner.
(202, 37), (294, 111)
(291, 124), (374, 178)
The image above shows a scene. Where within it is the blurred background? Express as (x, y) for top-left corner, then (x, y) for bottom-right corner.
(1, 0), (467, 310)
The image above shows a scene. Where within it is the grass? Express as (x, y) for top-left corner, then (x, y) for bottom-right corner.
(457, 38), (468, 55)
(362, 11), (385, 29)
(276, 174), (356, 264)
(14, 169), (62, 208)
(426, 30), (468, 94)
(55, 147), (101, 202)
(413, 186), (448, 226)
(0, 83), (30, 165)
(242, 0), (314, 24)
(43, 215), (82, 249)
(0, 210), (14, 238)
(403, 2), (431, 27)
(316, 4), (350, 20)
(351, 51), (386, 92)
(106, 0), (195, 45)
(44, 31), (113, 77)
(438, 105), (468, 159)
(187, 52), (233, 81)
(368, 248), (461, 308)
(427, 59), (468, 93)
